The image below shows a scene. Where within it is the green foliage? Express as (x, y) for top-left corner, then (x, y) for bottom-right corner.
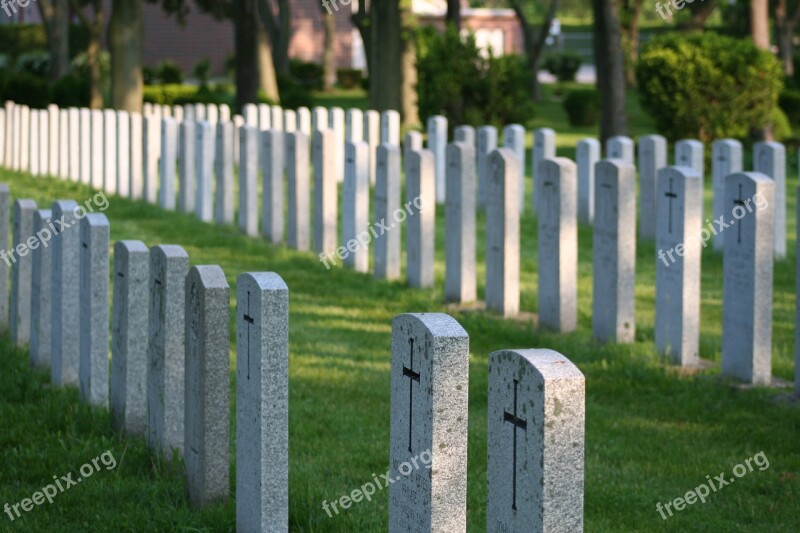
(274, 74), (313, 110)
(157, 61), (183, 85)
(544, 52), (582, 82)
(336, 68), (363, 90)
(290, 59), (324, 91)
(563, 88), (600, 126)
(51, 72), (90, 108)
(142, 65), (158, 85)
(15, 50), (50, 78)
(636, 32), (783, 142)
(0, 24), (88, 61)
(417, 26), (535, 129)
(778, 89), (800, 127)
(192, 58), (212, 88)
(142, 84), (197, 105)
(1, 72), (50, 108)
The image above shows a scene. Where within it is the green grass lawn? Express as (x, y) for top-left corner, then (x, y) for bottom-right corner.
(1, 90), (799, 531)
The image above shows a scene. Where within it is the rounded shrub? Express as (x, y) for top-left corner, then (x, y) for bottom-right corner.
(52, 72), (90, 107)
(636, 32), (783, 142)
(2, 72), (50, 108)
(563, 88), (600, 127)
(157, 61), (183, 85)
(544, 52), (582, 82)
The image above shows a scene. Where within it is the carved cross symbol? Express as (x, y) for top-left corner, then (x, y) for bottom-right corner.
(402, 337), (420, 453)
(665, 177), (678, 234)
(503, 379), (527, 512)
(243, 291), (254, 381)
(733, 183), (746, 245)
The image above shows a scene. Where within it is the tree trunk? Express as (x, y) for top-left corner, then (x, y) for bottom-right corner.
(511, 0), (558, 102)
(71, 0), (104, 108)
(254, 12), (280, 102)
(774, 0), (800, 76)
(235, 0), (261, 110)
(593, 0), (627, 142)
(258, 0), (291, 76)
(110, 0), (143, 112)
(351, 0), (372, 77)
(677, 0), (718, 31)
(620, 0), (643, 88)
(38, 0), (70, 81)
(751, 0), (770, 49)
(446, 0), (460, 31)
(400, 4), (419, 127)
(321, 10), (336, 91)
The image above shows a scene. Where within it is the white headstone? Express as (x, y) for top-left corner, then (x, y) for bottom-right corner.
(287, 131), (310, 251)
(444, 142), (476, 303)
(103, 110), (117, 193)
(374, 144), (402, 280)
(477, 126), (498, 210)
(637, 135), (667, 240)
(342, 141), (370, 272)
(753, 141), (786, 259)
(711, 139), (743, 251)
(117, 111), (131, 197)
(406, 149), (435, 289)
(532, 128), (556, 213)
(486, 148), (520, 317)
(262, 130), (285, 243)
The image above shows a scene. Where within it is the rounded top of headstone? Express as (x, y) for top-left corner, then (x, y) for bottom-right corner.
(189, 265), (229, 290)
(83, 213), (109, 227)
(725, 171), (775, 186)
(15, 198), (37, 209)
(237, 272), (288, 293)
(393, 313), (468, 340)
(658, 165), (701, 182)
(115, 240), (149, 254)
(489, 349), (584, 381)
(151, 244), (189, 259)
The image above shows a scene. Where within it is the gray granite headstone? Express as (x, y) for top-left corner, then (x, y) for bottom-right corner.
(178, 120), (196, 213)
(117, 111), (131, 197)
(111, 240), (149, 435)
(10, 199), (36, 347)
(364, 110), (380, 185)
(454, 125), (476, 148)
(313, 130), (338, 256)
(381, 110), (401, 146)
(195, 121), (214, 222)
(287, 131), (310, 251)
(486, 349), (585, 533)
(30, 209), (53, 368)
(637, 134), (667, 240)
(262, 130), (285, 243)
(592, 160), (636, 343)
(477, 126), (498, 210)
(330, 107), (345, 183)
(160, 118), (178, 210)
(238, 126), (259, 237)
(722, 172), (774, 384)
(655, 166), (701, 366)
(342, 141), (370, 272)
(147, 244), (189, 459)
(486, 148), (520, 317)
(606, 135), (634, 165)
(538, 158), (577, 332)
(79, 214), (110, 408)
(389, 313), (469, 533)
(503, 124), (526, 213)
(51, 200), (80, 386)
(532, 128), (556, 213)
(375, 143), (402, 280)
(0, 184), (8, 329)
(428, 115), (448, 204)
(753, 141), (786, 259)
(445, 142), (476, 303)
(236, 272), (289, 531)
(184, 265), (230, 508)
(711, 139), (743, 251)
(406, 149), (435, 289)
(215, 121), (235, 225)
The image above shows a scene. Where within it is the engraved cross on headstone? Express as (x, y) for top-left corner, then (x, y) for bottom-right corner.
(665, 177), (678, 234)
(402, 337), (420, 453)
(243, 291), (254, 380)
(503, 379), (527, 511)
(733, 183), (746, 244)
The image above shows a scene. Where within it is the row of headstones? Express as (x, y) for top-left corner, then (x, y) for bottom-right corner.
(2, 186), (588, 531)
(2, 186), (289, 527)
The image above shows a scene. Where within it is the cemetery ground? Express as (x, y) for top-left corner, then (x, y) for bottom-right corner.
(1, 90), (799, 531)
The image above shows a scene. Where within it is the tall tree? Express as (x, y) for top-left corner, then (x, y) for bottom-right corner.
(71, 0), (105, 109)
(619, 0), (643, 88)
(351, 0), (372, 76)
(370, 0), (418, 126)
(257, 0), (291, 76)
(234, 0), (260, 109)
(677, 0), (718, 31)
(774, 0), (800, 75)
(109, 0), (144, 112)
(446, 0), (461, 30)
(37, 0), (69, 81)
(593, 0), (627, 141)
(320, 5), (336, 91)
(509, 0), (559, 101)
(750, 0), (770, 49)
